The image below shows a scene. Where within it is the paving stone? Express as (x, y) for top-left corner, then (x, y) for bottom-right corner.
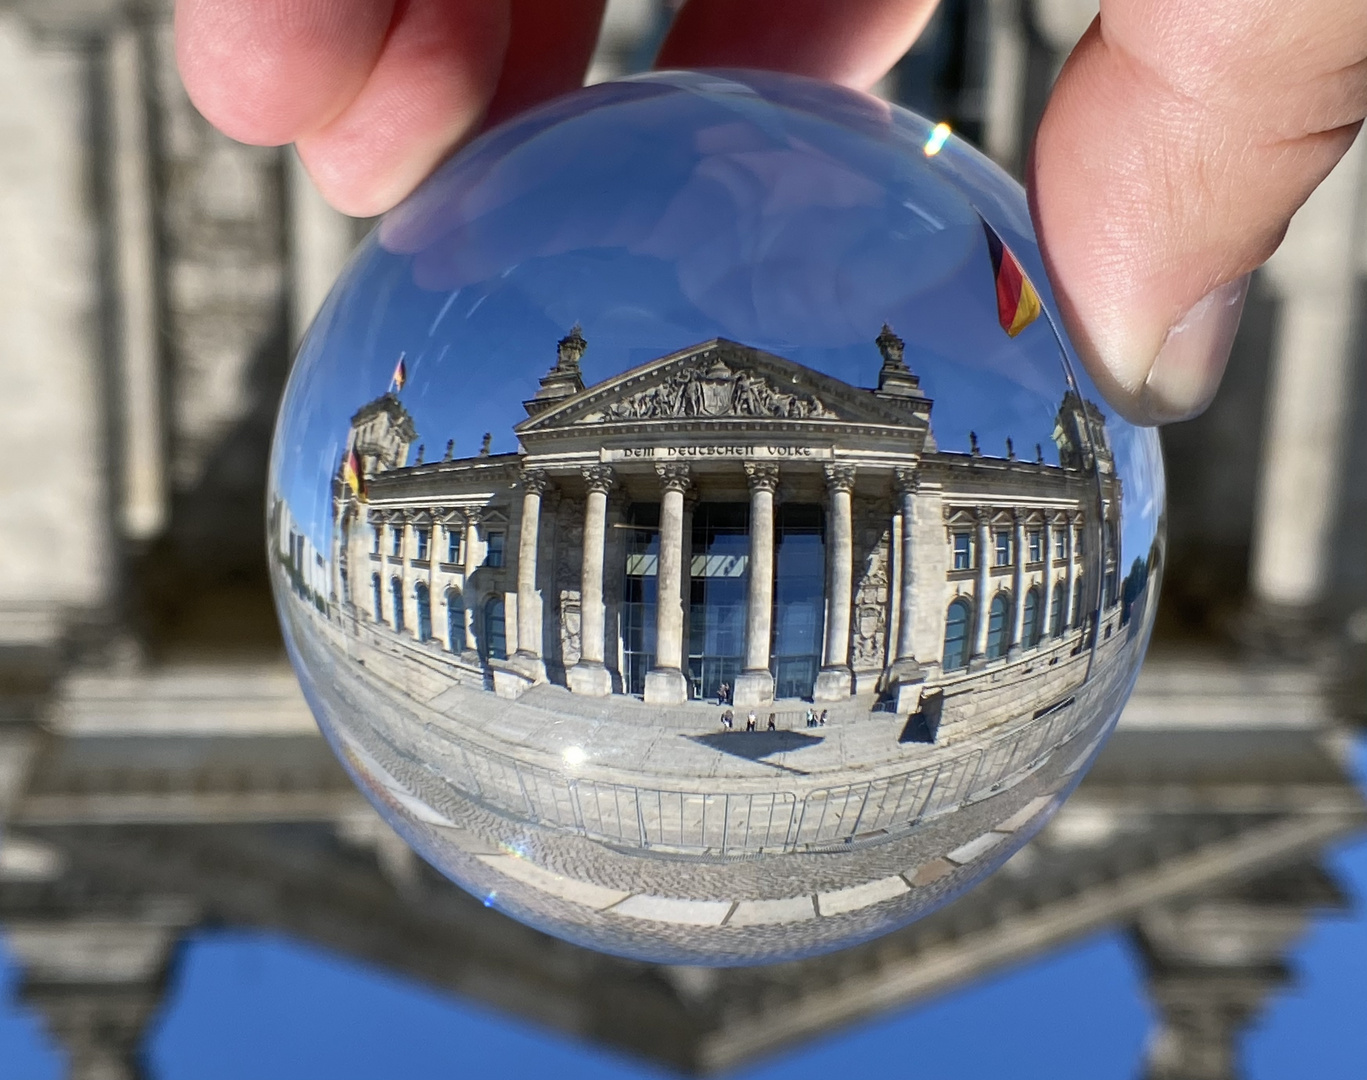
(817, 875), (910, 916)
(908, 857), (955, 886)
(475, 853), (630, 910)
(945, 831), (1008, 865)
(994, 795), (1056, 834)
(727, 896), (817, 926)
(611, 895), (733, 926)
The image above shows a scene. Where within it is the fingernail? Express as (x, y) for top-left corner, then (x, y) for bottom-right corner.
(1138, 275), (1250, 424)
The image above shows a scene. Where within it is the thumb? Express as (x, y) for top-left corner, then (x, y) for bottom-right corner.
(1029, 0), (1367, 425)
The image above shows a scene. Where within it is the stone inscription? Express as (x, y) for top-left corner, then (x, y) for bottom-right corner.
(604, 445), (833, 462)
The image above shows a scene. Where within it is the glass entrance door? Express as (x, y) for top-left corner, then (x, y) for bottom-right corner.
(688, 503), (748, 701)
(622, 503), (659, 697)
(772, 504), (825, 700)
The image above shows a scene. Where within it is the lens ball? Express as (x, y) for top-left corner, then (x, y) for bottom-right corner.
(269, 70), (1164, 965)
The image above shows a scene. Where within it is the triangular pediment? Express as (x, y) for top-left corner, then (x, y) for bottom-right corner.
(515, 339), (928, 435)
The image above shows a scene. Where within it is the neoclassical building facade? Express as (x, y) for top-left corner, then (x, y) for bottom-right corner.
(331, 328), (1121, 707)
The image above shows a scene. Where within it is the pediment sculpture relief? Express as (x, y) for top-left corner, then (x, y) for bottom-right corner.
(596, 357), (836, 422)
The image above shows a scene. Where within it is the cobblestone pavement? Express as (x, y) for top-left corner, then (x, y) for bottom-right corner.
(280, 583), (1138, 963)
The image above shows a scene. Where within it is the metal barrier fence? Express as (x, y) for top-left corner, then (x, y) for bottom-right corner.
(394, 690), (1093, 857)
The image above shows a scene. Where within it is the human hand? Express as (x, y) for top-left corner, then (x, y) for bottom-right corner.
(176, 0), (1366, 425)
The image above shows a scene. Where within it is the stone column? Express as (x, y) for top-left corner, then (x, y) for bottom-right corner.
(1251, 134), (1364, 634)
(569, 466), (614, 696)
(815, 463), (856, 701)
(890, 467), (926, 689)
(969, 508), (993, 668)
(644, 463), (692, 705)
(461, 513), (480, 651)
(1042, 515), (1056, 638)
(1009, 509), (1028, 657)
(734, 462), (780, 707)
(510, 470), (549, 681)
(1063, 510), (1079, 632)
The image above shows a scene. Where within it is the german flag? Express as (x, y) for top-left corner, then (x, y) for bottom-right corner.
(981, 216), (1042, 337)
(342, 446), (365, 500)
(390, 353), (407, 393)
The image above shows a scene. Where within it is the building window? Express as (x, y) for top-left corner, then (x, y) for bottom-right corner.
(371, 573), (382, 622)
(483, 596), (507, 660)
(391, 578), (405, 632)
(1051, 582), (1065, 636)
(1054, 529), (1066, 560)
(1076, 528), (1085, 556)
(415, 527), (429, 562)
(942, 598), (972, 671)
(447, 529), (461, 565)
(446, 588), (465, 651)
(622, 503), (659, 696)
(485, 531), (505, 568)
(415, 581), (432, 641)
(1028, 529), (1043, 564)
(952, 532), (971, 571)
(986, 592), (1011, 659)
(770, 503), (824, 701)
(1023, 587), (1041, 647)
(995, 531), (1012, 567)
(371, 525), (381, 554)
(391, 526), (403, 557)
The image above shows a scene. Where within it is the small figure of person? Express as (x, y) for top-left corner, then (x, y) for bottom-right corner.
(746, 710), (756, 732)
(819, 709), (828, 727)
(721, 708), (733, 730)
(767, 712), (776, 730)
(719, 682), (730, 705)
(805, 706), (816, 728)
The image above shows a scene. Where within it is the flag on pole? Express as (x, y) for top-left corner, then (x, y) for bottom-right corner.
(390, 353), (407, 392)
(342, 446), (365, 500)
(980, 216), (1042, 337)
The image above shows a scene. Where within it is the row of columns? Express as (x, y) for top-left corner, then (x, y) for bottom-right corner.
(511, 460), (884, 706)
(968, 507), (1080, 668)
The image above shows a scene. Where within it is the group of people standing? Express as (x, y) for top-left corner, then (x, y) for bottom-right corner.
(717, 704), (828, 732)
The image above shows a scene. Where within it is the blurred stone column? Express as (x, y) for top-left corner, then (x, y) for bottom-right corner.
(108, 19), (165, 543)
(1250, 136), (1366, 640)
(286, 149), (356, 345)
(815, 463), (855, 701)
(890, 466), (925, 686)
(644, 463), (691, 705)
(735, 462), (780, 707)
(569, 466), (613, 696)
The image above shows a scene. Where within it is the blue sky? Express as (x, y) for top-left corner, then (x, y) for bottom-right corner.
(271, 71), (1161, 573)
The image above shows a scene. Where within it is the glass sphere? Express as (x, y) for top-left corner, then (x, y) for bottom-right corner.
(269, 70), (1164, 965)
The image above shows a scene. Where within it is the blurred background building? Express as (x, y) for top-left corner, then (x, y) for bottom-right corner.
(0, 1), (1362, 1078)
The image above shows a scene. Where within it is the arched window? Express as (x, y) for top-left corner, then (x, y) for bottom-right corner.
(391, 578), (405, 633)
(986, 592), (1011, 660)
(1073, 575), (1086, 628)
(371, 573), (382, 622)
(483, 596), (507, 660)
(415, 581), (431, 642)
(1051, 582), (1065, 637)
(446, 588), (465, 652)
(942, 598), (972, 672)
(1023, 587), (1041, 647)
